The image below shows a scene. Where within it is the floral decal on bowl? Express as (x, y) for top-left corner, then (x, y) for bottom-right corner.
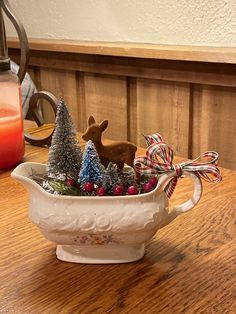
(74, 234), (113, 245)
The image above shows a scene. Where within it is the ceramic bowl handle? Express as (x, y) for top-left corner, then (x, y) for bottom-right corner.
(171, 171), (202, 214)
(159, 171), (202, 228)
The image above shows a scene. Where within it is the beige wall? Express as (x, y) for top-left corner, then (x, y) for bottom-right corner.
(5, 0), (236, 46)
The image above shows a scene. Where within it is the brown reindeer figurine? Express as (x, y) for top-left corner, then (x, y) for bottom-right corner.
(82, 116), (137, 173)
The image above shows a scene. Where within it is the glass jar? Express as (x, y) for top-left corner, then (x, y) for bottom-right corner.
(0, 69), (24, 169)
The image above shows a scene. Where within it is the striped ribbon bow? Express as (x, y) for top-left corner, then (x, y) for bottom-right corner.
(134, 133), (222, 198)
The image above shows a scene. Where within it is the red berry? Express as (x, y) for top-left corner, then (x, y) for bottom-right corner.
(143, 182), (153, 193)
(66, 178), (76, 186)
(113, 185), (124, 196)
(149, 176), (158, 188)
(96, 186), (106, 196)
(127, 185), (138, 195)
(84, 182), (94, 192)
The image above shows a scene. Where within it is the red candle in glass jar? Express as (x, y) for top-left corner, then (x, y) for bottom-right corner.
(0, 75), (24, 170)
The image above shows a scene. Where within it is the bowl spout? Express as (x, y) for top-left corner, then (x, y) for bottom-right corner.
(11, 162), (46, 194)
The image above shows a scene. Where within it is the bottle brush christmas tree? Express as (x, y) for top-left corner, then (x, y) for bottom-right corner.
(47, 99), (82, 181)
(103, 162), (120, 193)
(79, 140), (104, 188)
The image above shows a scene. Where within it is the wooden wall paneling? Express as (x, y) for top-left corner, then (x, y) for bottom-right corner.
(76, 71), (87, 134)
(8, 38), (236, 64)
(8, 41), (236, 169)
(192, 85), (236, 169)
(136, 78), (191, 157)
(10, 50), (236, 88)
(27, 66), (43, 98)
(187, 83), (195, 159)
(23, 65), (47, 123)
(26, 65), (42, 91)
(127, 77), (138, 144)
(27, 66), (36, 83)
(82, 73), (128, 141)
(32, 66), (41, 90)
(39, 68), (78, 127)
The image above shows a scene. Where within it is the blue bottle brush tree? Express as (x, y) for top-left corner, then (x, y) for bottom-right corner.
(79, 140), (104, 186)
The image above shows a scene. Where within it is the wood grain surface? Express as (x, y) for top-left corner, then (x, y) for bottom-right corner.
(8, 37), (236, 64)
(0, 127), (235, 313)
(9, 40), (236, 170)
(192, 85), (236, 169)
(8, 36), (236, 172)
(136, 79), (190, 157)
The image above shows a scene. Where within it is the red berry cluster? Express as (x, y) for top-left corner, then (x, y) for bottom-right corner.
(65, 176), (158, 197)
(82, 181), (139, 196)
(142, 176), (158, 193)
(83, 183), (107, 196)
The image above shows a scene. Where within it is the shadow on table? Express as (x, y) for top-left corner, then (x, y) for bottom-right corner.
(24, 239), (190, 311)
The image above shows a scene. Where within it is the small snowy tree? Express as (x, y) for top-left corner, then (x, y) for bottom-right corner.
(78, 140), (104, 186)
(47, 99), (82, 180)
(103, 162), (120, 192)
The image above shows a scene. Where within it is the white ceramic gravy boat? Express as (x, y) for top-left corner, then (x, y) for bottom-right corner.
(12, 162), (202, 264)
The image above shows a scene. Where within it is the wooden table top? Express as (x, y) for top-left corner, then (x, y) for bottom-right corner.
(1, 135), (236, 313)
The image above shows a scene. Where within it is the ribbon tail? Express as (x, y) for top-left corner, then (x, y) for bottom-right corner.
(164, 177), (178, 199)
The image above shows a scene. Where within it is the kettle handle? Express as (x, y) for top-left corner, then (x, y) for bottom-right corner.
(2, 0), (29, 83)
(158, 171), (202, 228)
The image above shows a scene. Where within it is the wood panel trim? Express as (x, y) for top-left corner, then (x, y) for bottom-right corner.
(8, 37), (236, 64)
(9, 49), (236, 87)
